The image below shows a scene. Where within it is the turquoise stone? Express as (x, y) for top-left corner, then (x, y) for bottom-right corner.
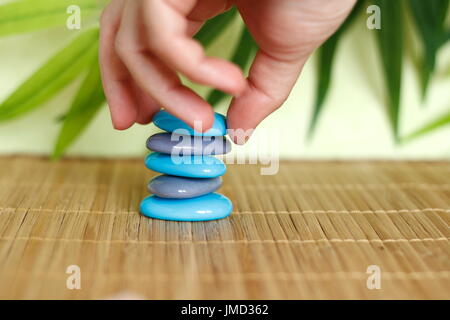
(140, 193), (233, 221)
(153, 110), (227, 136)
(145, 152), (226, 178)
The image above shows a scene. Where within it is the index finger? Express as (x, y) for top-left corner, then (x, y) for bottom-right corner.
(142, 0), (247, 96)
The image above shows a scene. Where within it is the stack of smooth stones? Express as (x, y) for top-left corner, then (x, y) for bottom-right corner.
(140, 110), (233, 221)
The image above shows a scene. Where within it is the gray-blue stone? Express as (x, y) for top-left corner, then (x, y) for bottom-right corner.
(148, 175), (223, 199)
(146, 133), (231, 155)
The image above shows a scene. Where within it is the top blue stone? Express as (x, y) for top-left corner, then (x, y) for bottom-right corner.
(153, 110), (227, 136)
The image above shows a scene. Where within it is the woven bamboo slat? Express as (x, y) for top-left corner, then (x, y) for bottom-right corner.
(0, 156), (448, 299)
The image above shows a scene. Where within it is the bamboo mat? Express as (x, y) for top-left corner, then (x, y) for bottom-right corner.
(0, 156), (448, 299)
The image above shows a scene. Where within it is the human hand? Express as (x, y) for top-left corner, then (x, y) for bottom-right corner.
(99, 0), (356, 143)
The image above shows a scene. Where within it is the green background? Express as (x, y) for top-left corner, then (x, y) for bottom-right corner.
(0, 1), (449, 159)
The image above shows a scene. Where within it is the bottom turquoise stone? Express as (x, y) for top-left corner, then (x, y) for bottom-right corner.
(140, 193), (232, 222)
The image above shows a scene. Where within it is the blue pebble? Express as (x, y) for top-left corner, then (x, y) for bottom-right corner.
(145, 152), (226, 178)
(146, 133), (231, 155)
(148, 175), (222, 199)
(140, 193), (233, 221)
(153, 110), (227, 136)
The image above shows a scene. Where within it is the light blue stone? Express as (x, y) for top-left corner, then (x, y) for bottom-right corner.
(153, 110), (227, 136)
(145, 152), (226, 178)
(140, 193), (233, 221)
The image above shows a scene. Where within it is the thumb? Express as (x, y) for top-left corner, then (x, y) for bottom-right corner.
(227, 50), (307, 144)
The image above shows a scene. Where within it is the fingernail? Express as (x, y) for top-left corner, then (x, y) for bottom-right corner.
(228, 129), (253, 145)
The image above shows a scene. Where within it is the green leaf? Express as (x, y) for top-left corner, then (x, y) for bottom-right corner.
(206, 25), (257, 106)
(0, 28), (99, 121)
(194, 7), (237, 47)
(374, 0), (404, 140)
(0, 0), (103, 37)
(402, 110), (450, 143)
(52, 58), (105, 159)
(307, 0), (365, 138)
(409, 0), (449, 98)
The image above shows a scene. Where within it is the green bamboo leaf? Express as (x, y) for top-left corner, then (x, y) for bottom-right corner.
(402, 110), (450, 143)
(0, 28), (99, 121)
(409, 0), (449, 98)
(0, 0), (103, 37)
(206, 26), (257, 106)
(374, 0), (403, 140)
(194, 7), (237, 47)
(52, 57), (105, 159)
(307, 0), (365, 138)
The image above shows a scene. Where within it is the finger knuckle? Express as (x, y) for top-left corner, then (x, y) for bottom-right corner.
(272, 97), (287, 110)
(114, 37), (129, 59)
(99, 8), (112, 26)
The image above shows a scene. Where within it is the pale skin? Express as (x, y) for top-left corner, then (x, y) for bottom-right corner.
(99, 0), (356, 144)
